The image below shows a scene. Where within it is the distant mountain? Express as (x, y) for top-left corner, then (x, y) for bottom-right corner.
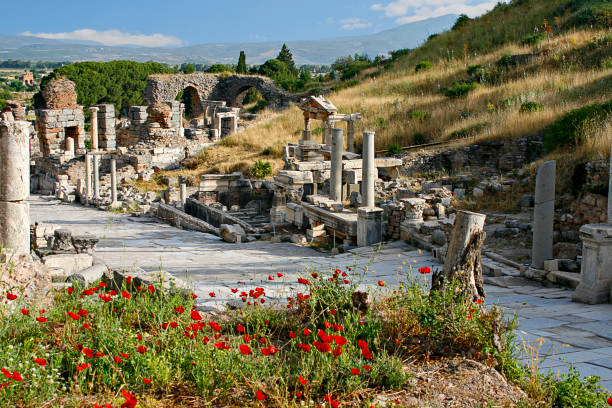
(0, 15), (458, 65)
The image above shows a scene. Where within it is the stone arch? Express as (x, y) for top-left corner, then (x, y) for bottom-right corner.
(179, 85), (203, 118)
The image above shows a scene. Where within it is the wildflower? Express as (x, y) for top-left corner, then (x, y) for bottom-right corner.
(364, 365), (371, 371)
(137, 345), (147, 355)
(174, 305), (184, 314)
(332, 346), (343, 357)
(169, 322), (178, 328)
(20, 308), (29, 316)
(209, 292), (216, 298)
(67, 311), (80, 321)
(36, 316), (47, 323)
(237, 324), (245, 333)
(378, 280), (385, 287)
(142, 377), (152, 384)
(335, 336), (347, 346)
(297, 375), (308, 385)
(318, 329), (334, 343)
(191, 309), (203, 321)
(121, 389), (138, 408)
(351, 368), (361, 375)
(209, 321), (221, 332)
(10, 371), (23, 382)
(261, 345), (277, 356)
(6, 292), (17, 301)
(297, 278), (310, 285)
(95, 351), (105, 357)
(231, 288), (238, 293)
(313, 341), (330, 353)
(147, 285), (155, 293)
(121, 291), (131, 299)
(83, 348), (94, 358)
(357, 340), (368, 349)
(76, 363), (91, 372)
(311, 273), (318, 278)
(213, 341), (229, 350)
(34, 358), (47, 367)
(289, 331), (297, 339)
(418, 267), (431, 274)
(331, 309), (337, 316)
(298, 343), (310, 352)
(268, 275), (274, 281)
(99, 282), (107, 288)
(240, 344), (252, 355)
(475, 298), (484, 304)
(608, 397), (612, 406)
(255, 390), (266, 400)
(190, 293), (198, 299)
(126, 276), (133, 284)
(114, 355), (123, 364)
(361, 347), (373, 359)
(120, 353), (129, 358)
(277, 272), (284, 277)
(67, 287), (74, 295)
(78, 308), (88, 317)
(137, 334), (143, 340)
(302, 328), (311, 336)
(333, 324), (343, 332)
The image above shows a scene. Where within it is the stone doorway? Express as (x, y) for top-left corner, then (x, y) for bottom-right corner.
(179, 86), (203, 119)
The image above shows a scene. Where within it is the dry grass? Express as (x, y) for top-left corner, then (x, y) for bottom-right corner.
(167, 29), (612, 181)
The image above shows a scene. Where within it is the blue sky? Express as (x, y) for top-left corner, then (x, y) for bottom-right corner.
(4, 0), (502, 47)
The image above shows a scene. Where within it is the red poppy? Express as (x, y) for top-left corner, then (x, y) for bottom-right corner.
(240, 344), (252, 355)
(608, 397), (612, 406)
(231, 288), (238, 293)
(268, 275), (274, 281)
(6, 292), (17, 301)
(10, 371), (23, 382)
(297, 375), (308, 385)
(364, 365), (371, 371)
(244, 334), (252, 342)
(335, 336), (347, 346)
(190, 293), (198, 299)
(361, 347), (373, 359)
(298, 343), (310, 352)
(297, 278), (310, 285)
(256, 390), (266, 401)
(78, 308), (88, 317)
(95, 351), (105, 357)
(121, 389), (138, 408)
(237, 324), (245, 333)
(20, 308), (29, 316)
(121, 291), (131, 299)
(311, 273), (318, 278)
(120, 353), (129, 358)
(191, 309), (203, 321)
(313, 341), (330, 353)
(331, 309), (337, 316)
(114, 355), (123, 364)
(277, 273), (284, 277)
(357, 340), (368, 349)
(169, 322), (178, 328)
(302, 328), (311, 336)
(213, 341), (230, 350)
(34, 358), (47, 367)
(318, 329), (334, 343)
(418, 267), (431, 274)
(137, 345), (147, 354)
(261, 345), (277, 356)
(36, 316), (47, 323)
(83, 348), (94, 358)
(334, 324), (344, 332)
(76, 363), (91, 372)
(137, 334), (143, 340)
(142, 377), (152, 384)
(332, 346), (343, 357)
(147, 285), (155, 293)
(126, 276), (133, 284)
(378, 280), (385, 287)
(289, 331), (297, 339)
(209, 321), (221, 332)
(475, 298), (484, 304)
(67, 287), (74, 295)
(67, 311), (80, 321)
(174, 305), (184, 314)
(209, 292), (216, 298)
(351, 368), (361, 375)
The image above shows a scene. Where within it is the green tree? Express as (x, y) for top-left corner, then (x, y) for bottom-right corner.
(236, 51), (247, 74)
(277, 44), (297, 76)
(206, 64), (233, 73)
(182, 63), (196, 74)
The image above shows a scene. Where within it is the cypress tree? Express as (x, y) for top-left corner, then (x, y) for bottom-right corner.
(277, 44), (297, 76)
(237, 51), (247, 74)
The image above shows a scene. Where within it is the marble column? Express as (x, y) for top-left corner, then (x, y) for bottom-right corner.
(531, 160), (556, 270)
(65, 136), (75, 157)
(0, 120), (30, 253)
(347, 120), (356, 153)
(110, 159), (117, 204)
(330, 128), (343, 202)
(89, 107), (99, 150)
(361, 131), (376, 207)
(180, 183), (187, 206)
(93, 154), (100, 199)
(85, 154), (92, 202)
(608, 143), (611, 223)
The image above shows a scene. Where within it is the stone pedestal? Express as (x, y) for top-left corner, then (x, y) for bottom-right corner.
(110, 159), (117, 204)
(357, 207), (384, 247)
(531, 160), (556, 270)
(573, 224), (612, 304)
(330, 128), (343, 202)
(90, 107), (99, 150)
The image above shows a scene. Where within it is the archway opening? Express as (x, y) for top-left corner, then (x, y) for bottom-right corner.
(235, 86), (266, 112)
(176, 86), (203, 120)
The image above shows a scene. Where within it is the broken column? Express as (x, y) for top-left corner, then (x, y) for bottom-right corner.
(0, 120), (31, 253)
(347, 119), (356, 153)
(65, 136), (75, 157)
(361, 131), (375, 207)
(85, 154), (92, 203)
(110, 159), (117, 204)
(330, 128), (343, 202)
(530, 160), (556, 271)
(90, 107), (99, 150)
(93, 155), (100, 199)
(180, 183), (187, 206)
(302, 114), (312, 141)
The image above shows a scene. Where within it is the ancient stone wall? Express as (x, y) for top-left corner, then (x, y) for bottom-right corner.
(96, 104), (116, 150)
(144, 73), (292, 108)
(35, 108), (85, 156)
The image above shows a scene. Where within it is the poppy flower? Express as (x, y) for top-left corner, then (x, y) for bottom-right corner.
(236, 324), (245, 333)
(313, 341), (330, 353)
(256, 390), (266, 401)
(357, 340), (368, 349)
(475, 298), (484, 304)
(311, 273), (318, 278)
(268, 275), (274, 281)
(10, 371), (23, 382)
(147, 285), (155, 293)
(209, 321), (221, 332)
(297, 278), (310, 285)
(174, 305), (184, 314)
(169, 321), (178, 328)
(126, 276), (133, 284)
(96, 351), (105, 357)
(277, 273), (284, 277)
(297, 375), (308, 385)
(209, 292), (216, 298)
(302, 328), (311, 336)
(137, 345), (147, 354)
(261, 345), (277, 356)
(34, 358), (47, 367)
(231, 288), (238, 293)
(331, 309), (337, 316)
(351, 368), (361, 375)
(137, 334), (143, 341)
(318, 329), (334, 343)
(335, 336), (347, 346)
(334, 324), (343, 332)
(36, 316), (47, 323)
(213, 341), (230, 350)
(240, 344), (252, 355)
(142, 377), (152, 384)
(114, 355), (123, 364)
(361, 348), (373, 359)
(298, 343), (310, 352)
(20, 308), (29, 316)
(99, 282), (107, 288)
(332, 346), (343, 357)
(67, 311), (80, 321)
(6, 292), (17, 301)
(190, 293), (198, 299)
(191, 309), (203, 321)
(418, 267), (431, 274)
(121, 389), (138, 408)
(76, 363), (91, 372)
(67, 287), (74, 295)
(378, 280), (385, 287)
(78, 309), (88, 317)
(608, 397), (612, 406)
(289, 331), (297, 339)
(364, 365), (371, 371)
(120, 353), (129, 358)
(83, 348), (94, 358)
(121, 291), (131, 299)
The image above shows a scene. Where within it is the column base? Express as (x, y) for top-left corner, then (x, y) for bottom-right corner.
(357, 207), (383, 247)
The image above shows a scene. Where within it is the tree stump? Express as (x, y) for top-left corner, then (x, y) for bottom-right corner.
(431, 210), (487, 300)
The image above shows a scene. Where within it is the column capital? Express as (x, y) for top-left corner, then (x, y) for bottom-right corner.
(89, 107), (99, 113)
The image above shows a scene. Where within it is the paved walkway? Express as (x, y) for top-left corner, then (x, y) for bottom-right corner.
(29, 195), (612, 390)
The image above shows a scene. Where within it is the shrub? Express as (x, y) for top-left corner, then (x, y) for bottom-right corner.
(601, 57), (612, 69)
(408, 110), (431, 121)
(413, 133), (427, 145)
(448, 122), (488, 140)
(386, 143), (402, 156)
(544, 100), (612, 151)
(497, 54), (513, 68)
(444, 82), (479, 98)
(251, 160), (272, 179)
(415, 61), (432, 72)
(248, 100), (267, 114)
(520, 101), (545, 113)
(545, 366), (606, 407)
(522, 33), (546, 46)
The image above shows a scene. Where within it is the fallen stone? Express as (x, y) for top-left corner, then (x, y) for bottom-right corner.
(43, 253), (93, 275)
(220, 224), (246, 243)
(67, 263), (108, 286)
(431, 229), (447, 246)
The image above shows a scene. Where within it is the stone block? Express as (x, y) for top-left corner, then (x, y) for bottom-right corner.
(357, 207), (383, 247)
(43, 253), (93, 275)
(573, 224), (612, 304)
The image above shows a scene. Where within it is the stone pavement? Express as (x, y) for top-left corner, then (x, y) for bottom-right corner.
(29, 195), (612, 390)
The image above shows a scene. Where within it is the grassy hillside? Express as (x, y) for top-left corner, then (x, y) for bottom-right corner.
(174, 0), (612, 180)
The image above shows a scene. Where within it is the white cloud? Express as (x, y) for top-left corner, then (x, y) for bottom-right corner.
(370, 0), (503, 24)
(20, 29), (183, 47)
(340, 18), (373, 30)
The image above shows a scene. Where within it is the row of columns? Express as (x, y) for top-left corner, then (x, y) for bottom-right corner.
(83, 154), (118, 205)
(302, 116), (359, 153)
